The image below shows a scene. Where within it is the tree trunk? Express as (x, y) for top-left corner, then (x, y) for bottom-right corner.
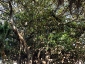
(27, 47), (32, 64)
(8, 1), (30, 64)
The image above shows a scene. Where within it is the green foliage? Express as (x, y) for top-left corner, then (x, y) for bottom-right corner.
(0, 0), (85, 63)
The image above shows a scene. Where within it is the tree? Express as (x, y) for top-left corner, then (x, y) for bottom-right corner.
(0, 0), (85, 64)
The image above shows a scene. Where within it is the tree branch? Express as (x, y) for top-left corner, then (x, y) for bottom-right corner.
(8, 0), (27, 52)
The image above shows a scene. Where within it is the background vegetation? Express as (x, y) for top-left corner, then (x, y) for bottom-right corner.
(0, 0), (85, 64)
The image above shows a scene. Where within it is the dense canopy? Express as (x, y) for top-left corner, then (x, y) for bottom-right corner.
(0, 0), (85, 64)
